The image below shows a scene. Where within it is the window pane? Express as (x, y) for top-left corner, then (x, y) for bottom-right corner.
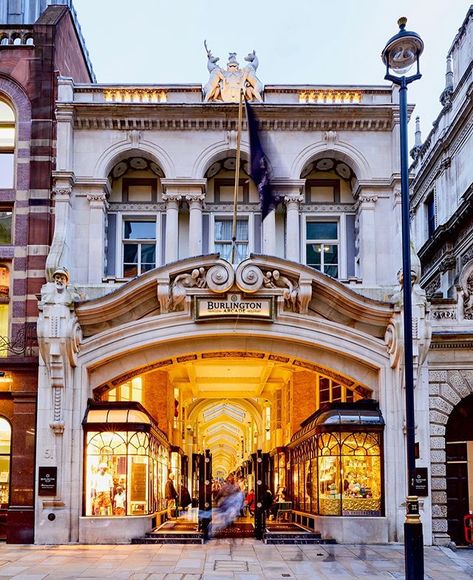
(0, 418), (11, 454)
(123, 244), (138, 262)
(123, 264), (138, 278)
(235, 219), (248, 241)
(215, 219), (232, 241)
(236, 242), (248, 262)
(215, 242), (231, 261)
(0, 102), (14, 122)
(0, 212), (12, 243)
(325, 265), (339, 278)
(306, 244), (322, 269)
(324, 245), (338, 264)
(141, 244), (156, 265)
(306, 222), (338, 240)
(0, 156), (14, 189)
(0, 128), (15, 149)
(0, 456), (9, 506)
(124, 221), (155, 240)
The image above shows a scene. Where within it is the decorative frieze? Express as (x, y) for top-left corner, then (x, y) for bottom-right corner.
(103, 88), (167, 103)
(298, 90), (362, 104)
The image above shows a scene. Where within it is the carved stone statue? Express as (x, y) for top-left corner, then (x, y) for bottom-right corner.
(40, 267), (82, 307)
(264, 269), (298, 311)
(203, 42), (263, 103)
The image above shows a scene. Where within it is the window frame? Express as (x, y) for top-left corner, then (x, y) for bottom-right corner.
(210, 213), (254, 262)
(303, 215), (347, 279)
(305, 179), (341, 204)
(425, 191), (435, 240)
(115, 214), (160, 279)
(122, 178), (158, 203)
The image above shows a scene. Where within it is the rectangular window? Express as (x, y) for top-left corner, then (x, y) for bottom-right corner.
(426, 193), (435, 238)
(122, 219), (156, 278)
(122, 178), (157, 203)
(0, 210), (12, 245)
(214, 217), (249, 262)
(0, 101), (15, 189)
(306, 221), (339, 278)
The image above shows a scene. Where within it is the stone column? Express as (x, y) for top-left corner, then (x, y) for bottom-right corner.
(357, 193), (378, 285)
(262, 210), (276, 256)
(186, 194), (205, 256)
(284, 195), (304, 262)
(162, 194), (181, 263)
(87, 192), (108, 284)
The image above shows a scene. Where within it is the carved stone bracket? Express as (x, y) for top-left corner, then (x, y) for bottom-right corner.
(37, 269), (82, 436)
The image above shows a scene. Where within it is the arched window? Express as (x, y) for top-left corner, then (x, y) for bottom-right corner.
(0, 100), (15, 189)
(0, 418), (11, 509)
(301, 158), (357, 279)
(0, 265), (10, 355)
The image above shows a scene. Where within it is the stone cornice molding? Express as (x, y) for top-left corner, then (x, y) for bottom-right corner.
(69, 102), (397, 132)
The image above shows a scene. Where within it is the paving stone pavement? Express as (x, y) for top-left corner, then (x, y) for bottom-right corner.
(0, 541), (472, 579)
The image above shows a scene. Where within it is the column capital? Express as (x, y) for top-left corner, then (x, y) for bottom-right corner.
(86, 192), (109, 209)
(284, 194), (304, 206)
(162, 193), (182, 205)
(186, 193), (205, 204)
(356, 192), (378, 210)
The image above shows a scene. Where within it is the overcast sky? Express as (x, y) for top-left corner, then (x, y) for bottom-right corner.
(73, 0), (471, 145)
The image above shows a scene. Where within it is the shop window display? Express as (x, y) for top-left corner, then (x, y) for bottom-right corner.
(83, 402), (170, 517)
(289, 400), (384, 518)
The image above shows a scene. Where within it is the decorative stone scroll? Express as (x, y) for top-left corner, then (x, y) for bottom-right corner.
(164, 259), (313, 314)
(37, 267), (82, 435)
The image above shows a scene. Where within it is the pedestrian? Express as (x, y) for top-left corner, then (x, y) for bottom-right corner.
(165, 473), (178, 519)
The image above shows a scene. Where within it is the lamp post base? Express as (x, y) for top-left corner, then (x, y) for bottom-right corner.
(404, 521), (424, 579)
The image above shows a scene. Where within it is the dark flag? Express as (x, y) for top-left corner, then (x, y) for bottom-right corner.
(245, 101), (276, 220)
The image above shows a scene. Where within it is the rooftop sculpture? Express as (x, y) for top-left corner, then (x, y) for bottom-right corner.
(203, 41), (263, 103)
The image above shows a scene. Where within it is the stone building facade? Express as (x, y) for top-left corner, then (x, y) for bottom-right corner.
(411, 5), (473, 546)
(32, 39), (437, 545)
(0, 1), (93, 542)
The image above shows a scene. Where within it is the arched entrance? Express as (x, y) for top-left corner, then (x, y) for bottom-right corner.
(446, 393), (473, 544)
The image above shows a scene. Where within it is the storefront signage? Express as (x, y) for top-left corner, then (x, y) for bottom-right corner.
(38, 467), (57, 496)
(414, 467), (428, 496)
(195, 294), (273, 320)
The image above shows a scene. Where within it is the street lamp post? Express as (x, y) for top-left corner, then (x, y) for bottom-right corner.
(381, 18), (424, 580)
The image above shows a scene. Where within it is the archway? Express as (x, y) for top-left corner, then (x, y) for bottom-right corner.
(446, 393), (473, 544)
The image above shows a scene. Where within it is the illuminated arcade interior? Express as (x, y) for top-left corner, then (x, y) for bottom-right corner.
(85, 355), (383, 518)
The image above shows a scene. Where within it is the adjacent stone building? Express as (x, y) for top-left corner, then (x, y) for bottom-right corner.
(0, 0), (93, 542)
(411, 5), (473, 546)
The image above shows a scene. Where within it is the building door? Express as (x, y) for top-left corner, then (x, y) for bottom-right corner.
(0, 418), (11, 541)
(446, 394), (473, 545)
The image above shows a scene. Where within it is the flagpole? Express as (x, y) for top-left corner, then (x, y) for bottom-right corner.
(231, 87), (244, 264)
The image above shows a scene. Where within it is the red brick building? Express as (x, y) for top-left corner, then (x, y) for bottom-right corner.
(0, 3), (92, 542)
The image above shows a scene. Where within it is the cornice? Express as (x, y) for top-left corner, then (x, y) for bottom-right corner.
(67, 102), (396, 132)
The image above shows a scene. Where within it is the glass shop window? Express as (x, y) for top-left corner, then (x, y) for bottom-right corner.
(318, 376), (358, 406)
(0, 100), (15, 189)
(0, 265), (10, 352)
(318, 433), (341, 515)
(107, 377), (143, 403)
(0, 418), (11, 508)
(341, 432), (382, 516)
(85, 430), (162, 517)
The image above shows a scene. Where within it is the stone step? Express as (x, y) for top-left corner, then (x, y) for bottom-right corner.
(264, 536), (336, 545)
(132, 536), (204, 545)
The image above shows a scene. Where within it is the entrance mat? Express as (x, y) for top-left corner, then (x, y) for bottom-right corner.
(213, 522), (255, 538)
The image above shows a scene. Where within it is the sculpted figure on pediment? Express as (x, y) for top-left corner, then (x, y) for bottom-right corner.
(264, 269), (298, 311)
(40, 267), (82, 307)
(169, 267), (207, 311)
(203, 42), (263, 102)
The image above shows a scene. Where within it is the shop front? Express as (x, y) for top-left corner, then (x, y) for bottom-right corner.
(288, 400), (386, 543)
(34, 255), (421, 544)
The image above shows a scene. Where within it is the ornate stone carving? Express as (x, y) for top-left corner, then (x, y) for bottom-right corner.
(324, 130), (338, 144)
(206, 262), (235, 293)
(460, 260), (473, 320)
(169, 268), (207, 312)
(127, 129), (142, 146)
(236, 263), (265, 293)
(37, 267), (82, 436)
(431, 308), (456, 320)
(263, 269), (298, 310)
(203, 42), (263, 103)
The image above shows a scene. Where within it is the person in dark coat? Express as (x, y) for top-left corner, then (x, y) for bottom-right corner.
(165, 473), (178, 519)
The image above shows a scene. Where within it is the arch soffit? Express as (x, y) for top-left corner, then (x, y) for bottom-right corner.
(192, 138), (250, 179)
(291, 140), (371, 181)
(88, 337), (379, 401)
(93, 138), (175, 179)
